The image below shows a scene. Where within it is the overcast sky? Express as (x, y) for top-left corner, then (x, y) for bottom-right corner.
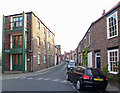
(0, 0), (119, 54)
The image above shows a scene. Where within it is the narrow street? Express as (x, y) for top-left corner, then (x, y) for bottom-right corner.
(2, 63), (110, 93)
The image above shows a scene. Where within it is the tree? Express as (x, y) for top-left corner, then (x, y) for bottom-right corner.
(82, 45), (88, 67)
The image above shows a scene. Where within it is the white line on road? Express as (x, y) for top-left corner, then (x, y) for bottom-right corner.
(52, 79), (61, 82)
(43, 78), (51, 80)
(35, 78), (44, 80)
(61, 80), (68, 83)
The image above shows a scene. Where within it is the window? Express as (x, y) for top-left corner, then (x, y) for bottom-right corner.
(44, 55), (46, 63)
(48, 42), (50, 50)
(47, 32), (50, 37)
(88, 32), (90, 46)
(43, 27), (45, 34)
(38, 54), (40, 64)
(108, 49), (119, 74)
(37, 36), (40, 46)
(51, 33), (53, 39)
(43, 40), (46, 48)
(13, 16), (23, 28)
(37, 21), (40, 29)
(107, 11), (118, 39)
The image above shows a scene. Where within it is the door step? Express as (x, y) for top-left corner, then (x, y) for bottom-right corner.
(4, 71), (23, 74)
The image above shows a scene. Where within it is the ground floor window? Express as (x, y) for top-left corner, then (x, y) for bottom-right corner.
(44, 55), (46, 63)
(108, 49), (119, 74)
(38, 54), (40, 64)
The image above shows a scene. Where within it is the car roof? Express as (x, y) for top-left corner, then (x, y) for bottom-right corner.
(76, 66), (100, 70)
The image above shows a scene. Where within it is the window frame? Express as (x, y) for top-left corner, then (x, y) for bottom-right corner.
(38, 53), (40, 64)
(37, 36), (40, 46)
(37, 21), (40, 29)
(44, 55), (46, 63)
(107, 11), (118, 39)
(108, 49), (119, 74)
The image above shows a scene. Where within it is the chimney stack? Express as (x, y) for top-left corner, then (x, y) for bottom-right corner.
(102, 9), (105, 15)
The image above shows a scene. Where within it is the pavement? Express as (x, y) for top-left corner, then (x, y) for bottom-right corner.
(1, 63), (120, 92)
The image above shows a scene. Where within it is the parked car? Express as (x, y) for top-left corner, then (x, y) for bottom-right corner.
(67, 60), (75, 71)
(66, 66), (108, 91)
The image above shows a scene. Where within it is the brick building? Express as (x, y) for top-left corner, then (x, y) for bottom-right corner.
(55, 45), (61, 65)
(77, 2), (120, 74)
(2, 12), (55, 73)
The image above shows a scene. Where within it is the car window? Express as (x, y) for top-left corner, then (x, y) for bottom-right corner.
(69, 62), (75, 66)
(91, 69), (104, 76)
(86, 69), (92, 76)
(76, 67), (84, 73)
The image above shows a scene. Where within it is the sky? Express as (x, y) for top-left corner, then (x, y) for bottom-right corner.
(0, 0), (119, 54)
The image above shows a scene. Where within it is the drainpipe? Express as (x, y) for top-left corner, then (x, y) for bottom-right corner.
(31, 13), (33, 72)
(2, 15), (5, 73)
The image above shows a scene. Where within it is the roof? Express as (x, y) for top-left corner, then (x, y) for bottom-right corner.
(4, 11), (55, 36)
(93, 1), (120, 24)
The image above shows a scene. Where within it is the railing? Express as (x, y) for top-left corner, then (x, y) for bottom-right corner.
(5, 41), (29, 49)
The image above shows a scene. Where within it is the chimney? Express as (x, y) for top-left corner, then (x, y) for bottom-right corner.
(102, 9), (105, 15)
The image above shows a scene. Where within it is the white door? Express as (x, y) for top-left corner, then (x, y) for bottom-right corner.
(88, 52), (92, 67)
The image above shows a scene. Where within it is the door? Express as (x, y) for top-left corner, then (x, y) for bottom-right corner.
(95, 53), (101, 69)
(12, 54), (22, 71)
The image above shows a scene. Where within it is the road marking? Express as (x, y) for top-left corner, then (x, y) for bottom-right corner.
(52, 79), (61, 82)
(19, 77), (26, 79)
(35, 78), (44, 80)
(26, 77), (33, 80)
(43, 78), (51, 80)
(61, 80), (68, 83)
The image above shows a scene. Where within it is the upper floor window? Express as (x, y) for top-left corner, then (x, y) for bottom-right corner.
(47, 31), (50, 37)
(13, 16), (22, 28)
(37, 36), (40, 46)
(37, 21), (40, 29)
(51, 33), (53, 39)
(48, 42), (50, 50)
(43, 40), (46, 48)
(107, 11), (118, 39)
(43, 27), (45, 34)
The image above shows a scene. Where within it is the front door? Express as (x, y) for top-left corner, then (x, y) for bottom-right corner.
(95, 53), (101, 69)
(12, 54), (22, 71)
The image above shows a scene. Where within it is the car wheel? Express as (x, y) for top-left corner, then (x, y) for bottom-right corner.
(66, 74), (69, 81)
(76, 80), (82, 90)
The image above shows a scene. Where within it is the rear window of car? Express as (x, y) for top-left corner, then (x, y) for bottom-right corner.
(91, 69), (104, 76)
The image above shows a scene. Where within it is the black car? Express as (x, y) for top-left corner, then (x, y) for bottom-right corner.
(66, 66), (108, 91)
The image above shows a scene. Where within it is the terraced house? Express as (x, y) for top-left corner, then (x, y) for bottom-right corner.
(77, 2), (120, 74)
(2, 12), (55, 73)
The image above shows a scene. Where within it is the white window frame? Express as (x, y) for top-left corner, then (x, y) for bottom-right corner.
(38, 53), (40, 64)
(107, 11), (118, 39)
(43, 27), (45, 34)
(37, 21), (40, 29)
(43, 40), (46, 48)
(48, 42), (50, 50)
(108, 49), (119, 74)
(37, 36), (40, 46)
(44, 55), (46, 63)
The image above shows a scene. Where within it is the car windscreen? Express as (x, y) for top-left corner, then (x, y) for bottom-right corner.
(69, 62), (75, 66)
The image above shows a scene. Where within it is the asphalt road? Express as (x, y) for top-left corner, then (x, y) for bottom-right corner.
(2, 62), (109, 93)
